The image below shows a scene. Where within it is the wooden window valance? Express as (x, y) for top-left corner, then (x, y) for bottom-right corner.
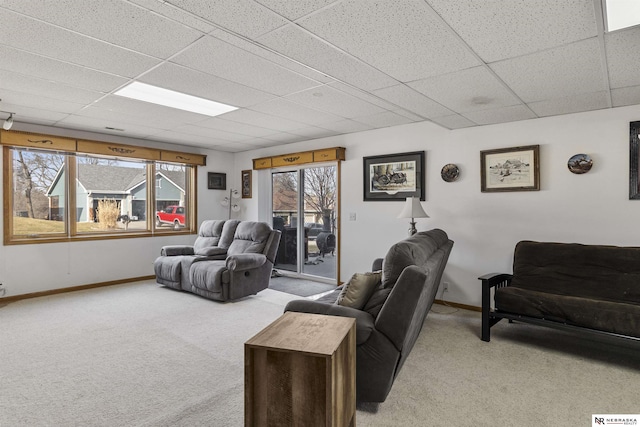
(252, 147), (345, 170)
(0, 130), (206, 166)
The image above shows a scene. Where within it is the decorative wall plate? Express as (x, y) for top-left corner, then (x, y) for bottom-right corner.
(441, 163), (460, 182)
(567, 154), (593, 174)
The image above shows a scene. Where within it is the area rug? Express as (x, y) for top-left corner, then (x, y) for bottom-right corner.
(268, 275), (337, 297)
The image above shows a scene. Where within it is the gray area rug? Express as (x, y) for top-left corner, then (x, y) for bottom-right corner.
(268, 275), (337, 297)
(1, 281), (639, 426)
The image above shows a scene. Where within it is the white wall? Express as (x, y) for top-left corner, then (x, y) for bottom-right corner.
(0, 124), (234, 297)
(234, 104), (640, 307)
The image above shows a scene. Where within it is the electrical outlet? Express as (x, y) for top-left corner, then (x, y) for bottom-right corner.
(349, 212), (356, 221)
(0, 283), (5, 296)
(443, 282), (449, 292)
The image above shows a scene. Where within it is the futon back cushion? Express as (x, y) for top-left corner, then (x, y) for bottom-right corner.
(511, 241), (640, 304)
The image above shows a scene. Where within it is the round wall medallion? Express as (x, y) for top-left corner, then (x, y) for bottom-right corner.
(567, 154), (593, 174)
(441, 163), (460, 182)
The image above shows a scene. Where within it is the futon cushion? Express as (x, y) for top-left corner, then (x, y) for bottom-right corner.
(336, 271), (381, 309)
(511, 241), (640, 304)
(495, 286), (640, 337)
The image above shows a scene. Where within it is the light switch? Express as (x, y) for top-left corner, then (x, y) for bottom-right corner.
(349, 212), (356, 221)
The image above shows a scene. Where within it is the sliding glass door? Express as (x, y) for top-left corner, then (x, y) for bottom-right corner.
(272, 164), (337, 282)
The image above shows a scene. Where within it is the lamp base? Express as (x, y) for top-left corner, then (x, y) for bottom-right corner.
(408, 220), (417, 236)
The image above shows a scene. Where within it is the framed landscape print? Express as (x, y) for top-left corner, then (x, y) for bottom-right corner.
(241, 169), (252, 198)
(480, 145), (540, 192)
(363, 151), (425, 201)
(630, 121), (640, 199)
(207, 172), (226, 190)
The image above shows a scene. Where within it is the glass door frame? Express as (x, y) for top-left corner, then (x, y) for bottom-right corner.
(271, 161), (340, 284)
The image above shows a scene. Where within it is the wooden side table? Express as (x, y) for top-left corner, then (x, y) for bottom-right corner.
(245, 312), (356, 427)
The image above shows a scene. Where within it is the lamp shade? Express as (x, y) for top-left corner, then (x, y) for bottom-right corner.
(397, 197), (429, 219)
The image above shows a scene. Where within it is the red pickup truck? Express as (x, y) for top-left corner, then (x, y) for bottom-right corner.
(156, 205), (185, 229)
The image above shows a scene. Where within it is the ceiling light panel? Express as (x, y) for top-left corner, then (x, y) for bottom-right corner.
(114, 82), (238, 117)
(604, 0), (640, 31)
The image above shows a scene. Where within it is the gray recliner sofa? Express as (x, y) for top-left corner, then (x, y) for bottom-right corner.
(284, 229), (453, 403)
(154, 220), (281, 302)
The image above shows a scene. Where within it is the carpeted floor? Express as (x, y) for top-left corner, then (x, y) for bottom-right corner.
(1, 281), (638, 426)
(268, 275), (337, 297)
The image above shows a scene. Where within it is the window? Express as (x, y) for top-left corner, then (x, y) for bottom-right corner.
(2, 133), (202, 244)
(11, 148), (67, 238)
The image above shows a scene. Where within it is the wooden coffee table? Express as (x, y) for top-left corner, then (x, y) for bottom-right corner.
(245, 312), (356, 427)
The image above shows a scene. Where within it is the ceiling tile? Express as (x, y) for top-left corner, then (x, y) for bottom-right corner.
(373, 84), (454, 118)
(127, 0), (217, 33)
(429, 114), (475, 130)
(192, 117), (277, 138)
(611, 85), (640, 107)
(298, 0), (480, 82)
(58, 115), (159, 138)
(257, 23), (398, 91)
(149, 129), (232, 147)
(172, 36), (322, 96)
(80, 96), (211, 129)
(0, 69), (104, 105)
(170, 124), (250, 142)
(165, 0), (288, 38)
(211, 30), (334, 84)
(462, 104), (537, 126)
(0, 8), (160, 78)
(287, 126), (340, 139)
(140, 63), (276, 108)
(285, 85), (386, 118)
(408, 66), (522, 113)
(217, 109), (307, 132)
(426, 0), (598, 62)
(0, 45), (128, 93)
(353, 111), (414, 128)
(528, 91), (611, 117)
(605, 27), (640, 89)
(249, 98), (345, 126)
(0, 101), (71, 123)
(255, 0), (337, 20)
(0, 88), (86, 115)
(490, 38), (607, 102)
(316, 119), (373, 133)
(0, 0), (203, 59)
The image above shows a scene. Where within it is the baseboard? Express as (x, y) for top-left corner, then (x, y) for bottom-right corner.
(434, 299), (481, 312)
(0, 275), (156, 304)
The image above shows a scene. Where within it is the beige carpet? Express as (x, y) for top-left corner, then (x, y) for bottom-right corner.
(1, 281), (638, 426)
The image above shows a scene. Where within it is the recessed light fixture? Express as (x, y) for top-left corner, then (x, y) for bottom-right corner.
(603, 0), (640, 32)
(114, 82), (238, 117)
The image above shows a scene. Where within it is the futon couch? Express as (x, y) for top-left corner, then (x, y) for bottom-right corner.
(154, 220), (281, 302)
(480, 240), (640, 343)
(285, 229), (454, 403)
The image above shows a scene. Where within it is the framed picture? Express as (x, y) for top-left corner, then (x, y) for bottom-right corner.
(363, 151), (425, 201)
(207, 172), (226, 190)
(241, 169), (252, 199)
(630, 121), (640, 199)
(480, 145), (540, 192)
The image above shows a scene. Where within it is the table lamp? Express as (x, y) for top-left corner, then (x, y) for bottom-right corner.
(397, 197), (429, 236)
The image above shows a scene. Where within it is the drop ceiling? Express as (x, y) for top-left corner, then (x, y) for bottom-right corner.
(1, 0), (639, 153)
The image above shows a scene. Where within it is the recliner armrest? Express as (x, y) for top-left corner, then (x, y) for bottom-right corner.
(284, 300), (375, 345)
(226, 253), (267, 271)
(160, 245), (195, 256)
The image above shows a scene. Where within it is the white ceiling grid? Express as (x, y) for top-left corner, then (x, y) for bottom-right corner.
(0, 0), (638, 152)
